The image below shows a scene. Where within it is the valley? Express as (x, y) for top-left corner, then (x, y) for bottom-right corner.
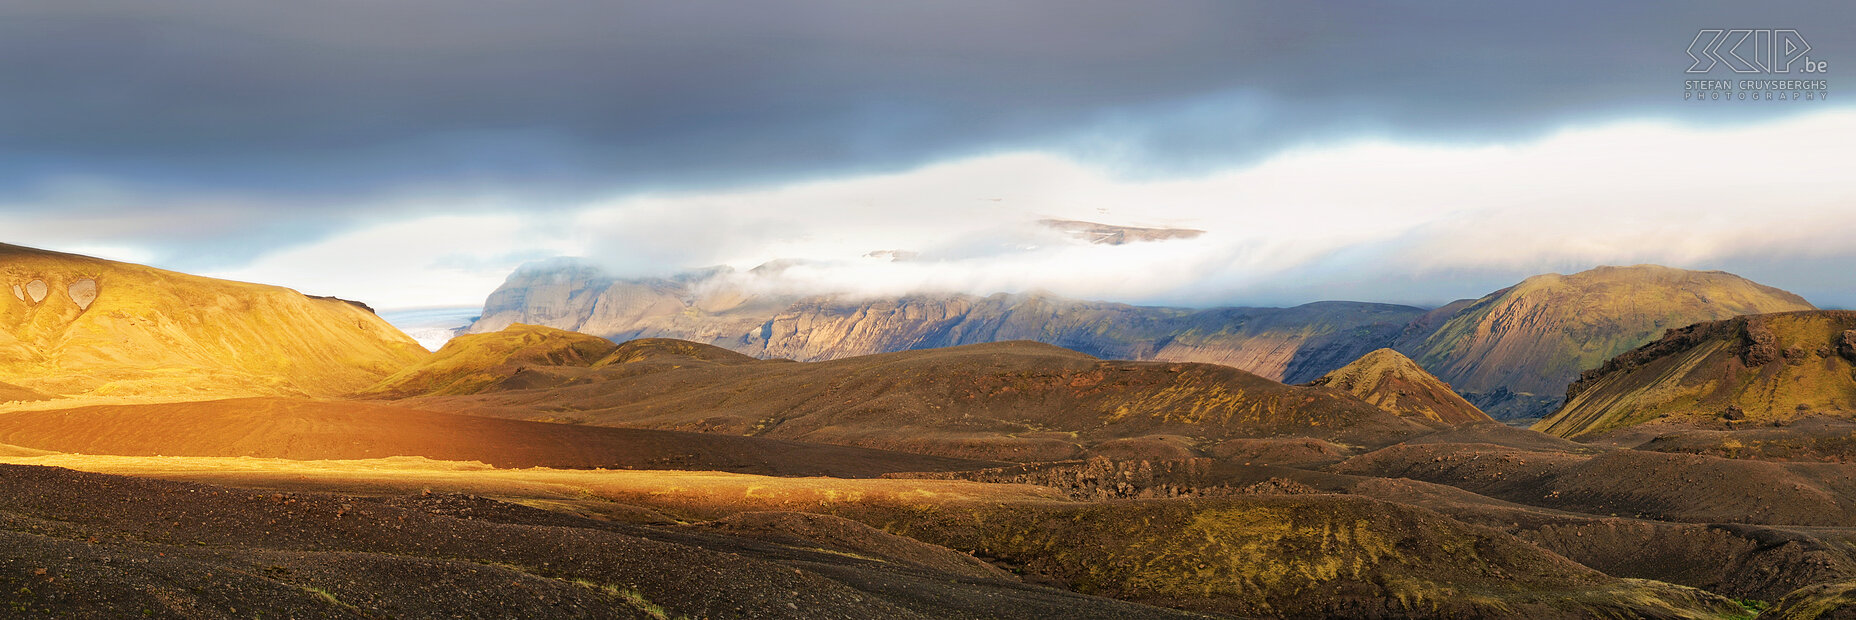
(1, 244), (1852, 618)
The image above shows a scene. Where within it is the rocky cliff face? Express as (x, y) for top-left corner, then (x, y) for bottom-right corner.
(0, 243), (426, 400)
(465, 259), (1426, 384)
(467, 261), (794, 350)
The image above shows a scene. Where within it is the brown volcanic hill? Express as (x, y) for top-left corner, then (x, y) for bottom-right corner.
(597, 337), (757, 367)
(363, 330), (759, 398)
(1305, 348), (1491, 424)
(395, 336), (1438, 460)
(0, 243), (425, 400)
(463, 258), (1426, 383)
(1396, 265), (1814, 419)
(1536, 311), (1856, 439)
(0, 397), (1001, 476)
(363, 324), (618, 397)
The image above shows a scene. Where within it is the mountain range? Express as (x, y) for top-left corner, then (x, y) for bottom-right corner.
(6, 242), (1856, 618)
(464, 260), (1814, 419)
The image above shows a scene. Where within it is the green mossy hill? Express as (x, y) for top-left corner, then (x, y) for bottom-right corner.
(1536, 311), (1856, 439)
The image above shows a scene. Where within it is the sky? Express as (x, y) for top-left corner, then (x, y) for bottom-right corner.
(1, 1), (1852, 310)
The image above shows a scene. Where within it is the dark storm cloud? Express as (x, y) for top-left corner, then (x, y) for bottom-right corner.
(0, 0), (1851, 268)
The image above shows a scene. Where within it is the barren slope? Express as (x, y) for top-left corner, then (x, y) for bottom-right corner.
(0, 397), (1000, 476)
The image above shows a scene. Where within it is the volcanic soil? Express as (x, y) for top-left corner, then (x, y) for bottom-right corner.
(0, 397), (1000, 477)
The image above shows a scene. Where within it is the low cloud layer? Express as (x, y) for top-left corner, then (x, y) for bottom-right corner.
(174, 110), (1856, 310)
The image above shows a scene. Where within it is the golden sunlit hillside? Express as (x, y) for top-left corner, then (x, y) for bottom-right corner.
(1306, 348), (1491, 424)
(0, 244), (426, 401)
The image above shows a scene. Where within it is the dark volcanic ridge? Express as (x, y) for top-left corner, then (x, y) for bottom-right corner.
(377, 328), (1453, 460)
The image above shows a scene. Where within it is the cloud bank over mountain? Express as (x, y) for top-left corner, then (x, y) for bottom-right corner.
(172, 110), (1856, 309)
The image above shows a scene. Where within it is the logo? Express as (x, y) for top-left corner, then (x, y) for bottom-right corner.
(1686, 30), (1826, 74)
(1683, 29), (1829, 102)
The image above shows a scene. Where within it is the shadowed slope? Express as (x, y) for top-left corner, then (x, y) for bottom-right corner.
(0, 243), (425, 400)
(1306, 348), (1490, 424)
(0, 397), (1000, 476)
